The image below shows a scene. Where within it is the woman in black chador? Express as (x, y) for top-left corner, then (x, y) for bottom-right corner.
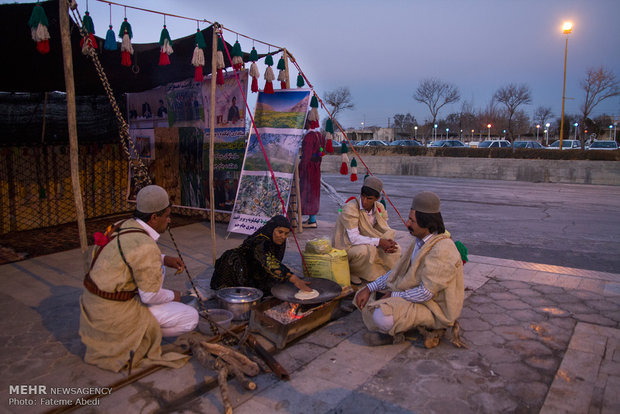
(210, 215), (311, 294)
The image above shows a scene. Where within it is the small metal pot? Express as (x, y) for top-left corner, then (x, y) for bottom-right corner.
(215, 287), (263, 321)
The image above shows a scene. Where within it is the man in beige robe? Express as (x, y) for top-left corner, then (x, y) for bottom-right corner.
(333, 176), (401, 284)
(79, 185), (197, 372)
(355, 191), (464, 348)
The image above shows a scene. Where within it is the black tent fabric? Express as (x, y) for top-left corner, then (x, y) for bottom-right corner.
(0, 0), (247, 95)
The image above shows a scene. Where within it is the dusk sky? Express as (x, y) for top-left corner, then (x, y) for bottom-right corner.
(10, 0), (620, 129)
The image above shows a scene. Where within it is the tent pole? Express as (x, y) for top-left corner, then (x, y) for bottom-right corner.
(284, 49), (303, 233)
(59, 0), (89, 271)
(208, 26), (218, 265)
(41, 92), (48, 143)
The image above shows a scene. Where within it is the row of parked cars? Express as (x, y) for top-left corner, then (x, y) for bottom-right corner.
(354, 139), (619, 150)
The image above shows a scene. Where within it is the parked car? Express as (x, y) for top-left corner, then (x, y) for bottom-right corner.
(390, 139), (423, 147)
(429, 139), (467, 148)
(547, 139), (581, 150)
(588, 140), (618, 150)
(478, 140), (511, 148)
(355, 139), (388, 147)
(513, 141), (545, 149)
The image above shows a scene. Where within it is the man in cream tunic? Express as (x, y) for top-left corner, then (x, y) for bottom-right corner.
(333, 176), (401, 284)
(355, 191), (464, 347)
(79, 185), (198, 372)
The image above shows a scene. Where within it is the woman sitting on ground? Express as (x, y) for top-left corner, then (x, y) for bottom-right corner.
(210, 215), (311, 294)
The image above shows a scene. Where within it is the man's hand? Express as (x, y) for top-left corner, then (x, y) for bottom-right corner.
(289, 274), (312, 292)
(378, 238), (398, 253)
(173, 290), (181, 302)
(164, 256), (185, 274)
(355, 286), (371, 309)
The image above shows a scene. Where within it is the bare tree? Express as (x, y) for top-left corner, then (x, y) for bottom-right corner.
(493, 83), (532, 147)
(580, 67), (619, 146)
(324, 87), (354, 124)
(393, 113), (418, 138)
(533, 106), (553, 131)
(413, 78), (460, 143)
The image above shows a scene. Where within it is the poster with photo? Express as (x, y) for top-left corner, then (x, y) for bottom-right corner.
(202, 139), (246, 212)
(129, 129), (155, 160)
(167, 79), (205, 128)
(178, 127), (205, 208)
(126, 86), (169, 129)
(228, 89), (310, 235)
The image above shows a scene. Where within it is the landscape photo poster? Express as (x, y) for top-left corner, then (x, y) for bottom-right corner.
(228, 89), (310, 235)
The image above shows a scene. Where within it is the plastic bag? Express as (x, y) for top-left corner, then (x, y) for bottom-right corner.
(304, 237), (332, 255)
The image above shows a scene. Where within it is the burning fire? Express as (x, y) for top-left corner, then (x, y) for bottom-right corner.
(287, 303), (304, 320)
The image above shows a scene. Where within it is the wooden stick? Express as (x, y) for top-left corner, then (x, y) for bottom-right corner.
(226, 361), (257, 391)
(209, 26), (218, 265)
(215, 363), (233, 414)
(201, 341), (259, 376)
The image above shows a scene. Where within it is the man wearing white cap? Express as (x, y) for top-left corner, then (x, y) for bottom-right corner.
(333, 176), (401, 284)
(79, 185), (198, 372)
(354, 191), (464, 348)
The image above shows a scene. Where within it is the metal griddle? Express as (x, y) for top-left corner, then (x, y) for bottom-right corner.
(271, 277), (342, 305)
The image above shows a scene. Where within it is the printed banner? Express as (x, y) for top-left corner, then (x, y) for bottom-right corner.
(228, 89), (311, 235)
(167, 79), (206, 128)
(126, 86), (169, 129)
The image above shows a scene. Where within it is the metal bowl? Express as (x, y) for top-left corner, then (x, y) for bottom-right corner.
(215, 287), (263, 321)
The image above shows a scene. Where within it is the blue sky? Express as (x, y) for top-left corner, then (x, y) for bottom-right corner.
(10, 0), (620, 128)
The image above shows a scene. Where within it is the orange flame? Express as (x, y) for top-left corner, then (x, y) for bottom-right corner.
(286, 303), (304, 320)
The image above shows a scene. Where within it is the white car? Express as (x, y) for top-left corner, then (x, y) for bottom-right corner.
(355, 140), (389, 147)
(547, 139), (581, 150)
(588, 140), (618, 150)
(478, 140), (511, 148)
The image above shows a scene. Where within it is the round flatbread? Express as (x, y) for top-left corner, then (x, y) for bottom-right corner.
(294, 288), (320, 300)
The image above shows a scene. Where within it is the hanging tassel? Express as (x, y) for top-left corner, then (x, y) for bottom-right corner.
(82, 11), (95, 34)
(325, 118), (334, 153)
(79, 12), (97, 54)
(104, 25), (117, 50)
(307, 95), (319, 129)
(263, 54), (274, 93)
(28, 3), (50, 54)
(297, 73), (305, 88)
(216, 37), (225, 85)
(232, 40), (244, 70)
(276, 56), (287, 89)
(119, 18), (133, 66)
(158, 25), (173, 66)
(340, 142), (349, 175)
(192, 29), (206, 82)
(249, 47), (259, 93)
(350, 157), (358, 182)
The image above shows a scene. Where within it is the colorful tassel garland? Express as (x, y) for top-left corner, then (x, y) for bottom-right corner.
(350, 157), (358, 182)
(249, 47), (259, 93)
(192, 29), (206, 82)
(263, 54), (274, 93)
(325, 118), (334, 153)
(307, 95), (319, 129)
(277, 57), (287, 89)
(118, 18), (133, 66)
(297, 73), (305, 87)
(104, 25), (117, 50)
(158, 25), (173, 66)
(232, 40), (244, 70)
(28, 3), (50, 54)
(340, 142), (349, 175)
(216, 37), (225, 85)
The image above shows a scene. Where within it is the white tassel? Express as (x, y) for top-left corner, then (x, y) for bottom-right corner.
(161, 39), (174, 55)
(232, 55), (244, 69)
(341, 153), (349, 164)
(216, 50), (225, 69)
(308, 107), (319, 122)
(192, 46), (205, 67)
(277, 69), (286, 82)
(32, 24), (50, 42)
(264, 66), (275, 82)
(249, 62), (260, 78)
(121, 33), (133, 54)
(326, 131), (333, 141)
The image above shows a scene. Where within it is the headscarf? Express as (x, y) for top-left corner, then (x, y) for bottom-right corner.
(249, 215), (292, 260)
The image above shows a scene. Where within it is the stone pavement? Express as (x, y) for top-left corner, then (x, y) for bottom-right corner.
(1, 218), (619, 414)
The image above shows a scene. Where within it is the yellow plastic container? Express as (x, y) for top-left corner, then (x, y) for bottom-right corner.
(302, 248), (351, 287)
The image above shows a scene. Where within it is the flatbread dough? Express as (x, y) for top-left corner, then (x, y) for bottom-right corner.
(294, 288), (320, 300)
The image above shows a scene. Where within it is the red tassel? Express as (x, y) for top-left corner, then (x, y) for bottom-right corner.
(251, 77), (258, 93)
(159, 51), (170, 66)
(93, 232), (109, 246)
(36, 39), (50, 54)
(264, 81), (274, 94)
(350, 173), (358, 182)
(121, 51), (131, 66)
(325, 139), (334, 153)
(310, 120), (319, 129)
(216, 69), (224, 85)
(79, 34), (97, 50)
(281, 81), (287, 89)
(340, 162), (348, 175)
(194, 66), (203, 82)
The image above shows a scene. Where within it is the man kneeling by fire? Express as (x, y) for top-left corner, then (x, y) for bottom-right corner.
(354, 191), (467, 349)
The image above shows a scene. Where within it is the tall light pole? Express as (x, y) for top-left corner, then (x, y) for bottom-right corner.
(574, 122), (578, 140)
(546, 122), (551, 145)
(433, 124), (438, 141)
(414, 125), (418, 141)
(446, 128), (449, 139)
(487, 123), (491, 140)
(610, 125), (614, 140)
(536, 124), (540, 141)
(559, 21), (573, 150)
(471, 129), (474, 141)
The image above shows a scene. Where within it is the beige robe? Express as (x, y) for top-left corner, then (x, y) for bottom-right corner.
(79, 219), (189, 372)
(356, 233), (464, 335)
(333, 198), (401, 281)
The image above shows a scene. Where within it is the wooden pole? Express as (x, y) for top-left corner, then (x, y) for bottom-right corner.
(41, 92), (48, 143)
(59, 0), (89, 271)
(209, 26), (218, 264)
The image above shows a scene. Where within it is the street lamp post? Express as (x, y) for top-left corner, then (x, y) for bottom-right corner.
(414, 125), (418, 141)
(574, 122), (578, 140)
(610, 125), (613, 140)
(536, 124), (540, 141)
(545, 122), (551, 145)
(487, 123), (491, 140)
(503, 130), (506, 139)
(433, 124), (438, 141)
(471, 129), (474, 141)
(446, 128), (449, 139)
(559, 21), (573, 150)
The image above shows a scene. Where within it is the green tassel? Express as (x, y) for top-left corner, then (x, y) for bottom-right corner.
(341, 142), (348, 153)
(118, 18), (132, 39)
(28, 4), (48, 28)
(310, 95), (318, 108)
(159, 25), (172, 46)
(264, 54), (274, 66)
(326, 119), (334, 133)
(195, 29), (206, 48)
(82, 11), (95, 34)
(454, 241), (469, 263)
(380, 198), (386, 208)
(350, 157), (357, 167)
(364, 171), (370, 180)
(232, 40), (243, 57)
(217, 37), (225, 51)
(296, 73), (305, 87)
(277, 57), (286, 70)
(249, 47), (258, 62)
